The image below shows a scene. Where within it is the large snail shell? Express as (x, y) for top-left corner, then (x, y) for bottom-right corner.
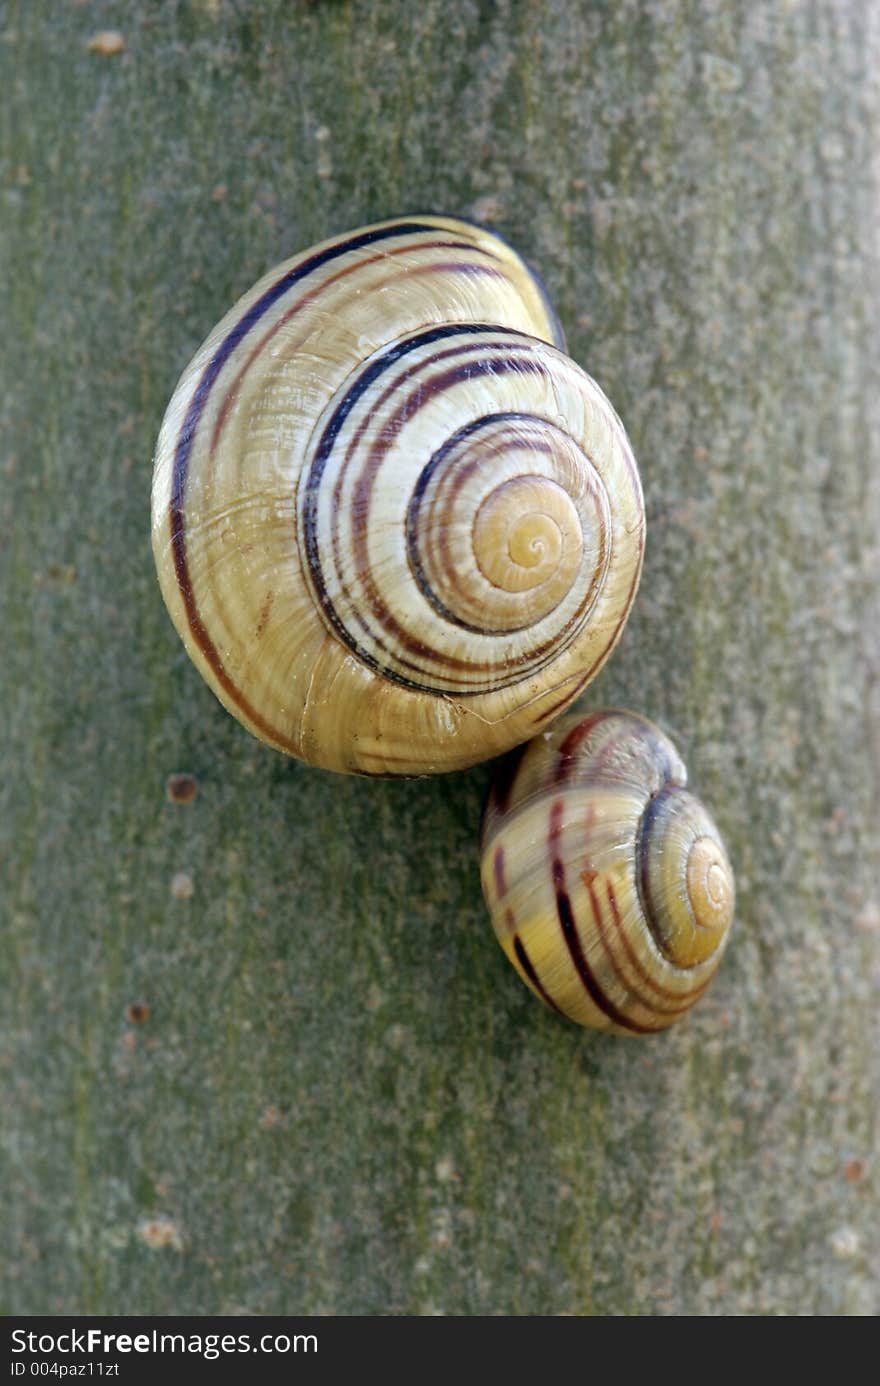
(480, 710), (735, 1032)
(151, 216), (644, 775)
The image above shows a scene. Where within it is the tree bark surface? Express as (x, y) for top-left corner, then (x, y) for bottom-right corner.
(2, 0), (878, 1315)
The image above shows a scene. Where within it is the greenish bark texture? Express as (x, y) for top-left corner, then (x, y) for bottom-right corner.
(2, 0), (878, 1316)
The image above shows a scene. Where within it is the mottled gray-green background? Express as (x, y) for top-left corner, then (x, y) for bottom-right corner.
(2, 0), (877, 1315)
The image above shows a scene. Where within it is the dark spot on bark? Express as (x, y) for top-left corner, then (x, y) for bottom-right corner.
(165, 772), (198, 804)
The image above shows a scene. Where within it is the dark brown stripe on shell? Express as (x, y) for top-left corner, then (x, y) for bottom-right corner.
(604, 880), (704, 1010)
(548, 799), (654, 1034)
(487, 741), (528, 820)
(493, 845), (507, 899)
(554, 711), (608, 781)
(636, 785), (694, 966)
(584, 878), (700, 1023)
(168, 534), (296, 754)
(513, 935), (564, 1015)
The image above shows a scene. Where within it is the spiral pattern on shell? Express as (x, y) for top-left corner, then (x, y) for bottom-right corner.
(151, 216), (645, 775)
(480, 710), (735, 1032)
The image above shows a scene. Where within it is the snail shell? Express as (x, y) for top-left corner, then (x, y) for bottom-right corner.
(480, 710), (735, 1032)
(151, 216), (644, 775)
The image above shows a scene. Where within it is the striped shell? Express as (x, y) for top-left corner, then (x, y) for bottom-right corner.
(151, 216), (645, 775)
(480, 710), (735, 1033)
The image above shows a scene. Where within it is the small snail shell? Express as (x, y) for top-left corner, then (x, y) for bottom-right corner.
(151, 216), (644, 775)
(480, 710), (735, 1032)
